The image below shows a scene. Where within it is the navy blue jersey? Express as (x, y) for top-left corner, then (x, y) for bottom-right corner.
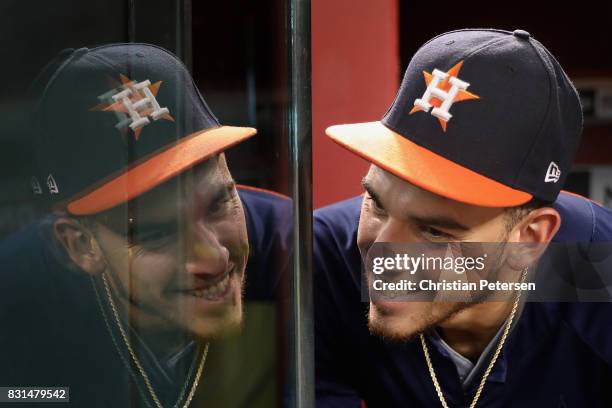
(314, 192), (612, 407)
(0, 187), (291, 407)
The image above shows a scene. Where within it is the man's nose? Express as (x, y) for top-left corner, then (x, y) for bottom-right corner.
(184, 221), (230, 276)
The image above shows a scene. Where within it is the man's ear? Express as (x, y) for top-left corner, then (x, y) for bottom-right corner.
(53, 218), (106, 275)
(506, 207), (561, 270)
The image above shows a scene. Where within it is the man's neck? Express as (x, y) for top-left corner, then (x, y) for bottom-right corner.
(133, 326), (192, 362)
(436, 301), (513, 362)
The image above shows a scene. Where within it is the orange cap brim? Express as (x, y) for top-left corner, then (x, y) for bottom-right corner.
(67, 125), (256, 215)
(326, 121), (532, 207)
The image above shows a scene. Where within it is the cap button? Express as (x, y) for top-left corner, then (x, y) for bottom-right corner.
(513, 29), (531, 40)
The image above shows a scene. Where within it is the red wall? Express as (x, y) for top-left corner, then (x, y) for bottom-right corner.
(312, 0), (399, 208)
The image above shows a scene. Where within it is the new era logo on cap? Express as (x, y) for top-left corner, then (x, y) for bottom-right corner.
(545, 162), (561, 183)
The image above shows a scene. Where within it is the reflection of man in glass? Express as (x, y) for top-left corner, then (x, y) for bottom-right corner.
(314, 29), (612, 407)
(0, 44), (290, 407)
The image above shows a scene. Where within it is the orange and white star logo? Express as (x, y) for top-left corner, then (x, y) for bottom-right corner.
(91, 74), (174, 140)
(410, 61), (479, 131)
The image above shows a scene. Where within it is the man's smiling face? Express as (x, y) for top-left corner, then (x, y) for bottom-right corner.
(358, 165), (517, 341)
(86, 154), (248, 341)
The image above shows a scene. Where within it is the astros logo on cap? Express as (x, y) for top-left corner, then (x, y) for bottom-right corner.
(410, 61), (479, 131)
(91, 74), (174, 140)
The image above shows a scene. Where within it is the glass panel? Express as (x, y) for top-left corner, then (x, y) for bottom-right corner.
(0, 1), (304, 407)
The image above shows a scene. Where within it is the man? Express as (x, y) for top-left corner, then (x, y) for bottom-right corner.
(0, 44), (290, 407)
(314, 29), (612, 407)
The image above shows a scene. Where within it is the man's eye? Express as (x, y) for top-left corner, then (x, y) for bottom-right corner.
(208, 189), (237, 216)
(129, 223), (178, 248)
(209, 198), (229, 215)
(366, 193), (385, 214)
(419, 226), (449, 240)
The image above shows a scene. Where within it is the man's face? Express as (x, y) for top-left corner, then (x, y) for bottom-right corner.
(88, 154), (248, 341)
(358, 165), (512, 341)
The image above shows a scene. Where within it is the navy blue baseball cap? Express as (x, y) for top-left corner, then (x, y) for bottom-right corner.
(29, 43), (256, 215)
(326, 29), (583, 207)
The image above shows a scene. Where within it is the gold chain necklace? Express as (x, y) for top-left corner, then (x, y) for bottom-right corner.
(419, 268), (528, 408)
(102, 273), (209, 408)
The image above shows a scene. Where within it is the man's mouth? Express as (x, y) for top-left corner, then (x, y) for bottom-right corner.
(186, 273), (232, 300)
(175, 270), (235, 301)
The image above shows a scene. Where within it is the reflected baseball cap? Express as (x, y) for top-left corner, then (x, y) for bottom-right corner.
(29, 43), (256, 215)
(326, 29), (583, 207)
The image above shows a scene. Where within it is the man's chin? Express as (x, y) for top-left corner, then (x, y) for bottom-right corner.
(177, 272), (246, 340)
(367, 300), (464, 342)
(189, 308), (244, 341)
